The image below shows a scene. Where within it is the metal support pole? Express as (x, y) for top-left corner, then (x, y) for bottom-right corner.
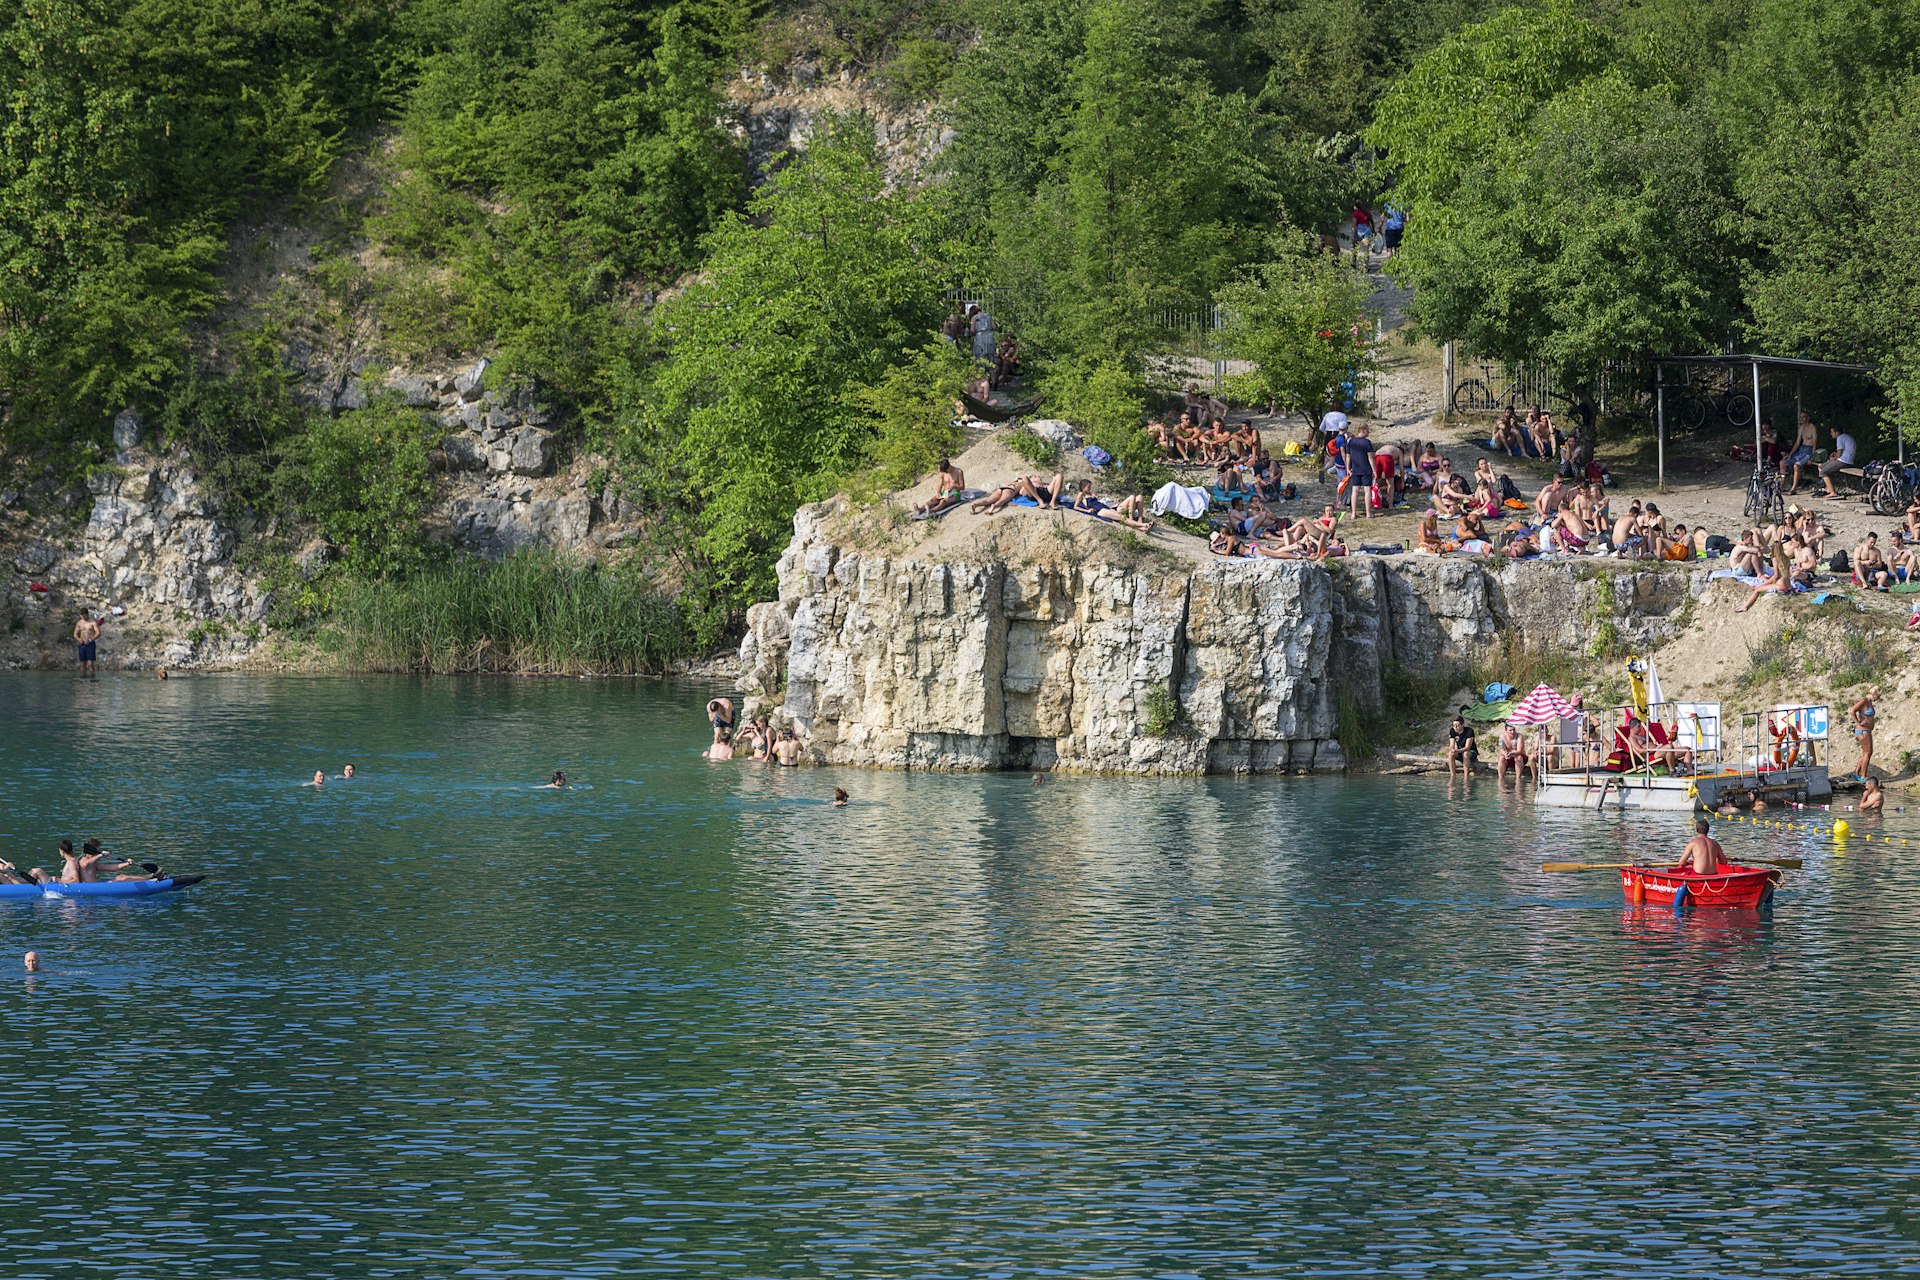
(1443, 341), (1454, 416)
(1752, 361), (1763, 459)
(1656, 371), (1666, 489)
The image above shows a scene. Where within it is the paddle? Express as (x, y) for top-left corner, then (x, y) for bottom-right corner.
(1541, 857), (1802, 873)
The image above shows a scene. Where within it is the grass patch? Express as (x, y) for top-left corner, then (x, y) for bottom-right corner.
(1825, 625), (1894, 689)
(1467, 633), (1588, 701)
(1745, 622), (1801, 684)
(328, 549), (691, 675)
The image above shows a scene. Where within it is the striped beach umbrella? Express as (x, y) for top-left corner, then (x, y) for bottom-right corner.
(1506, 683), (1578, 727)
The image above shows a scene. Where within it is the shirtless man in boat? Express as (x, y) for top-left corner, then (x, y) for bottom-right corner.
(1680, 819), (1731, 874)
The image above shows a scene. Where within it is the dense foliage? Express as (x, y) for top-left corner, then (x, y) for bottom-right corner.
(1368, 0), (1920, 437)
(7, 0), (1918, 654)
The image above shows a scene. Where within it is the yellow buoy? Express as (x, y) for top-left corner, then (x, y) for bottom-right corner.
(1834, 819), (1852, 839)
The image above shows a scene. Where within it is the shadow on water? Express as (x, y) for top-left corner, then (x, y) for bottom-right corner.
(2, 673), (1917, 1277)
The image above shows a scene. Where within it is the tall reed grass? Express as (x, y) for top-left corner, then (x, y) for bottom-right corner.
(329, 549), (691, 675)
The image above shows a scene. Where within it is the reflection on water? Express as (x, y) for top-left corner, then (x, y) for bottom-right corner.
(3, 673), (1919, 1277)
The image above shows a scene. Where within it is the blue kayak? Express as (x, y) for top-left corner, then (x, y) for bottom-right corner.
(0, 875), (204, 901)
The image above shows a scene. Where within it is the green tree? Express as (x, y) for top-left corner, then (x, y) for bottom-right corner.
(274, 399), (441, 577)
(636, 116), (957, 624)
(1217, 244), (1375, 431)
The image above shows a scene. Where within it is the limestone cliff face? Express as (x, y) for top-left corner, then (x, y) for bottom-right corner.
(740, 505), (1705, 774)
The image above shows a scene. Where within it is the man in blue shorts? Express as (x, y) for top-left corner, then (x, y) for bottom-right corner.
(72, 609), (105, 676)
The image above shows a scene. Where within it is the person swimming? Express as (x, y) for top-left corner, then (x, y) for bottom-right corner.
(543, 770), (567, 789)
(342, 763), (356, 779)
(832, 787), (849, 807)
(306, 770), (325, 787)
(24, 951), (39, 972)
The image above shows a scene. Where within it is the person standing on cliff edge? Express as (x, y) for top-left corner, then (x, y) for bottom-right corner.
(73, 609), (106, 677)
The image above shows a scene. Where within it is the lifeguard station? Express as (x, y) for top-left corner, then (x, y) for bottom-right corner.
(1532, 700), (1832, 811)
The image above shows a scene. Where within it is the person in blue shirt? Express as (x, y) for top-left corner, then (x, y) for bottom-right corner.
(1382, 206), (1406, 257)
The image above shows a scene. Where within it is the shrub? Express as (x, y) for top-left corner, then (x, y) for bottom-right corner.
(272, 398), (440, 577)
(1142, 684), (1181, 736)
(1002, 429), (1059, 467)
(328, 549), (691, 674)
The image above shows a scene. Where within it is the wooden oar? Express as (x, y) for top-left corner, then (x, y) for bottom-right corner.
(1541, 857), (1802, 873)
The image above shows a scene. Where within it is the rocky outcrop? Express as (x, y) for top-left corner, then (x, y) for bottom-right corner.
(740, 506), (1708, 774)
(725, 64), (950, 184)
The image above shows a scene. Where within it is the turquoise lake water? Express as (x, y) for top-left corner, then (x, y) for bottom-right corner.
(4, 673), (1920, 1277)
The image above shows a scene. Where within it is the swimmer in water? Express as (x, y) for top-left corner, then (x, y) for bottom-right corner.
(24, 952), (40, 972)
(832, 787), (849, 807)
(544, 770), (567, 789)
(342, 763), (356, 779)
(306, 770), (325, 787)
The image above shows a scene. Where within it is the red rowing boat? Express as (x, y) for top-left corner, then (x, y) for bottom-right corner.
(1621, 863), (1781, 909)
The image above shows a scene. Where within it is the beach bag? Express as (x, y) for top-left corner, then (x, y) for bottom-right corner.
(1830, 549), (1851, 574)
(1499, 474), (1523, 503)
(1484, 682), (1516, 704)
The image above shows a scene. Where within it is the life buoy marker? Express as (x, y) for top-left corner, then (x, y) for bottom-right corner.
(1769, 719), (1800, 768)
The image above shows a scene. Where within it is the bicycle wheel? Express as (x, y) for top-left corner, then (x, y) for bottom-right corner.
(1673, 393), (1709, 433)
(1870, 473), (1909, 517)
(1451, 379), (1495, 414)
(1724, 393), (1755, 429)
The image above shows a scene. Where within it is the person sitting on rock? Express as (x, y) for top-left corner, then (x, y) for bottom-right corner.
(912, 459), (967, 517)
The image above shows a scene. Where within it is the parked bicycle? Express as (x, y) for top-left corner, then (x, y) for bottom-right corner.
(1451, 360), (1573, 416)
(1666, 371), (1755, 433)
(1866, 460), (1918, 517)
(1744, 463), (1785, 524)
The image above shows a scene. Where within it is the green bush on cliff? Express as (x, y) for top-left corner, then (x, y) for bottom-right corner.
(274, 399), (440, 578)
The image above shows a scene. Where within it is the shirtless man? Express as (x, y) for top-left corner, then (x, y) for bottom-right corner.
(73, 609), (105, 676)
(1855, 532), (1892, 589)
(1232, 420), (1260, 461)
(1612, 501), (1644, 557)
(1553, 500), (1592, 554)
(1200, 418), (1233, 464)
(707, 729), (735, 761)
(1679, 818), (1730, 875)
(1786, 411), (1818, 494)
(306, 770), (326, 787)
(912, 459), (968, 517)
(1533, 475), (1566, 523)
(772, 728), (803, 766)
(1496, 722), (1528, 781)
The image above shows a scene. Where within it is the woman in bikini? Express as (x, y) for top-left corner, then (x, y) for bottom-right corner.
(1416, 509), (1447, 553)
(1848, 688), (1879, 781)
(1071, 481), (1154, 530)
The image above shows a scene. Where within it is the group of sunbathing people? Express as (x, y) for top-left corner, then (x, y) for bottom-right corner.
(2, 839), (167, 886)
(911, 459), (1157, 531)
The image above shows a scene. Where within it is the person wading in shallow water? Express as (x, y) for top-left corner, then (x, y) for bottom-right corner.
(73, 610), (105, 676)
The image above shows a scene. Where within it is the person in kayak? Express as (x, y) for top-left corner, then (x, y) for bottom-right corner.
(1679, 819), (1730, 875)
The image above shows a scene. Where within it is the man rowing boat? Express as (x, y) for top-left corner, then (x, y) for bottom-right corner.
(1678, 818), (1731, 875)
